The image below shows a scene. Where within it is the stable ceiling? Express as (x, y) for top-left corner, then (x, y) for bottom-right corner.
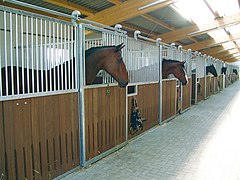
(1, 0), (240, 63)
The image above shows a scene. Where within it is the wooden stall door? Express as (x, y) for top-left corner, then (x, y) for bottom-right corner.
(1, 93), (79, 180)
(128, 83), (159, 139)
(197, 78), (205, 102)
(191, 74), (196, 104)
(182, 77), (191, 111)
(0, 102), (6, 179)
(162, 80), (177, 121)
(84, 86), (126, 161)
(206, 76), (211, 98)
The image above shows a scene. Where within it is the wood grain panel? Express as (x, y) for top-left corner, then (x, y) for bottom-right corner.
(162, 80), (177, 121)
(128, 83), (159, 139)
(0, 102), (6, 179)
(84, 86), (126, 161)
(197, 77), (205, 102)
(182, 77), (191, 111)
(206, 76), (211, 98)
(1, 93), (79, 180)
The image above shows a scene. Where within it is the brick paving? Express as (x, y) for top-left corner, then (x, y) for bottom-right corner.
(59, 81), (240, 180)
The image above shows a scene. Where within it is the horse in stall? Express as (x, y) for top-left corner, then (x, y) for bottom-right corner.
(233, 69), (238, 75)
(1, 43), (128, 96)
(162, 58), (188, 85)
(85, 43), (128, 87)
(206, 64), (218, 77)
(221, 67), (227, 75)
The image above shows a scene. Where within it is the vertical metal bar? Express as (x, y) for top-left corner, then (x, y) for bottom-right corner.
(31, 16), (34, 93)
(0, 12), (2, 97)
(10, 12), (14, 95)
(40, 19), (43, 93)
(15, 13), (19, 95)
(60, 23), (63, 90)
(204, 57), (206, 99)
(64, 24), (67, 90)
(44, 20), (48, 92)
(74, 26), (77, 89)
(26, 15), (29, 94)
(158, 43), (163, 125)
(4, 11), (9, 96)
(53, 22), (56, 91)
(49, 21), (52, 91)
(78, 24), (86, 167)
(36, 17), (39, 93)
(56, 23), (60, 91)
(71, 26), (74, 89)
(180, 50), (183, 113)
(67, 25), (71, 89)
(21, 14), (25, 94)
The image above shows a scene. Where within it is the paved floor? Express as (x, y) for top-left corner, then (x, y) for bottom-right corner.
(60, 81), (240, 180)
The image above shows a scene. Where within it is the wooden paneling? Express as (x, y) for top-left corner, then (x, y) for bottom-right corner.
(206, 76), (211, 98)
(1, 93), (79, 180)
(182, 78), (191, 111)
(162, 80), (176, 121)
(128, 83), (159, 139)
(0, 101), (6, 179)
(197, 77), (205, 102)
(191, 74), (196, 104)
(84, 86), (126, 161)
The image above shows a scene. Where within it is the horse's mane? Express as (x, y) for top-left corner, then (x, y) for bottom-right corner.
(85, 46), (115, 57)
(163, 58), (184, 67)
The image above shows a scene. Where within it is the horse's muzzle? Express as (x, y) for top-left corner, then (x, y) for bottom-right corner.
(118, 80), (128, 88)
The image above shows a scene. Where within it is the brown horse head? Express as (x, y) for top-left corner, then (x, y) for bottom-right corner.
(162, 59), (188, 85)
(85, 43), (128, 88)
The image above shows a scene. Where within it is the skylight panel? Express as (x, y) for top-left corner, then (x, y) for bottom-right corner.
(207, 0), (239, 16)
(173, 0), (215, 26)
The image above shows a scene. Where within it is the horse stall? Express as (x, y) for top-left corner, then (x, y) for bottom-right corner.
(161, 44), (192, 121)
(79, 24), (129, 166)
(191, 53), (205, 104)
(0, 6), (80, 179)
(205, 56), (215, 97)
(215, 60), (224, 92)
(126, 34), (160, 138)
(180, 49), (192, 112)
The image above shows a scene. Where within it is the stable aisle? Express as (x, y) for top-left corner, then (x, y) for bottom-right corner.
(59, 80), (240, 180)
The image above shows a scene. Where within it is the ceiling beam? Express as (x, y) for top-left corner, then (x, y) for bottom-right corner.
(152, 11), (240, 43)
(141, 14), (173, 30)
(200, 46), (226, 55)
(183, 39), (215, 51)
(121, 22), (159, 37)
(183, 33), (240, 51)
(0, 1), (70, 21)
(86, 0), (178, 25)
(107, 0), (122, 5)
(43, 0), (96, 16)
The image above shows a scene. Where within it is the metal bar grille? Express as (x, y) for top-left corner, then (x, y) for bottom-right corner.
(0, 7), (77, 101)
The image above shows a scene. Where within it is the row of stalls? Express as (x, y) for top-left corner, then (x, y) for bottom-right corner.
(0, 5), (239, 180)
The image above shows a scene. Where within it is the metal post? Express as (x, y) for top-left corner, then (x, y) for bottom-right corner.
(157, 38), (162, 125)
(78, 23), (86, 167)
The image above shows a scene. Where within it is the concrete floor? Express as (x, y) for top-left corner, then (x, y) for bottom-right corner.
(59, 80), (240, 180)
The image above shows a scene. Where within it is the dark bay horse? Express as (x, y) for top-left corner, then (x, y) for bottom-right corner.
(85, 43), (128, 87)
(233, 69), (238, 75)
(1, 44), (128, 96)
(162, 58), (188, 85)
(221, 67), (227, 75)
(206, 64), (217, 77)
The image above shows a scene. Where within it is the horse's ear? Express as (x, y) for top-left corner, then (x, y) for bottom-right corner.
(115, 43), (125, 52)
